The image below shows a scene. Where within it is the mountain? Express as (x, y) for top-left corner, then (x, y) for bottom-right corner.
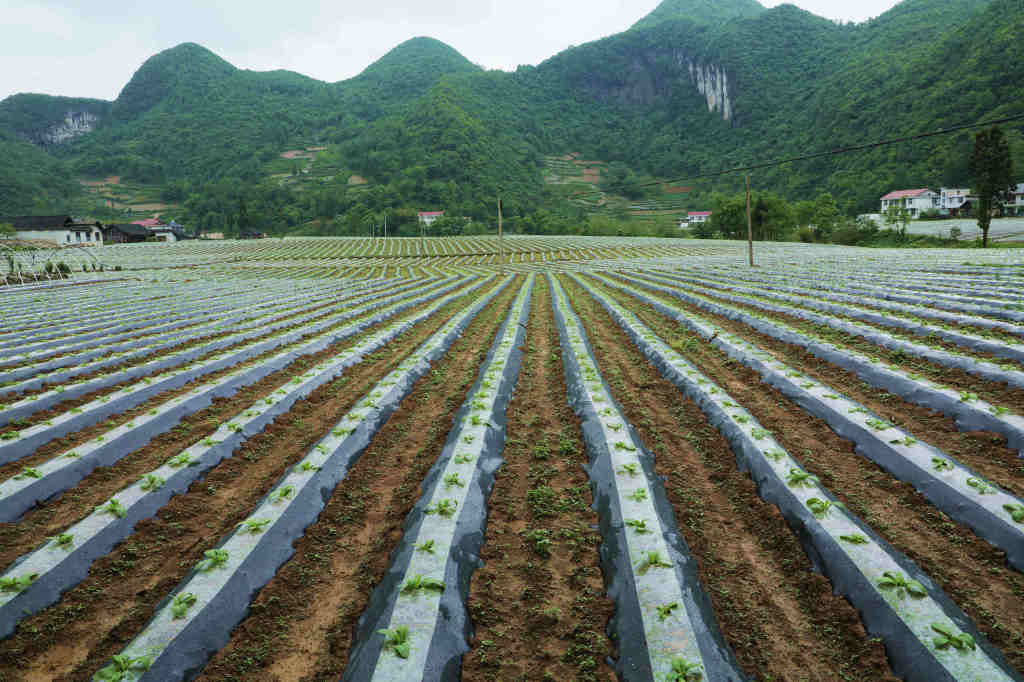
(631, 0), (764, 30)
(0, 0), (1020, 232)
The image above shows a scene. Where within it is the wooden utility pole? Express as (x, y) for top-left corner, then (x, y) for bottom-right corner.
(498, 195), (504, 274)
(745, 173), (754, 267)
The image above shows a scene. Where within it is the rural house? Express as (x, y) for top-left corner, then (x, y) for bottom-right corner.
(103, 223), (150, 244)
(1, 216), (104, 245)
(879, 189), (939, 218)
(418, 211), (444, 226)
(687, 211), (712, 225)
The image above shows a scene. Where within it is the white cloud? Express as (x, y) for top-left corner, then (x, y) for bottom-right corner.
(0, 0), (902, 101)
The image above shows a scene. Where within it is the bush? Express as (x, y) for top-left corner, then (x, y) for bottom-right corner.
(797, 226), (815, 242)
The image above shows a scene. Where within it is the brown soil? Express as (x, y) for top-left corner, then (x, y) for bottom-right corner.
(0, 293), (364, 436)
(606, 275), (1024, 496)
(462, 278), (616, 682)
(562, 276), (898, 682)
(586, 278), (1024, 675)
(0, 279), (504, 682)
(649, 275), (1024, 415)
(0, 292), (459, 568)
(194, 278), (521, 682)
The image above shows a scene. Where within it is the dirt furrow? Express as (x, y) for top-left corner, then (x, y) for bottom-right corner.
(0, 281), (504, 682)
(563, 276), (898, 682)
(462, 277), (615, 682)
(194, 279), (520, 682)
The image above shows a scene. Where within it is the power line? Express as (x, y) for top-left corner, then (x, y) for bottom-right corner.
(571, 112), (1024, 199)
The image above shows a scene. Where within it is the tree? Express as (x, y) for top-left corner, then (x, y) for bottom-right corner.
(883, 205), (910, 240)
(969, 126), (1015, 248)
(0, 222), (14, 239)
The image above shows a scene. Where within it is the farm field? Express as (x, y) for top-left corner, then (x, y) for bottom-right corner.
(0, 237), (1023, 681)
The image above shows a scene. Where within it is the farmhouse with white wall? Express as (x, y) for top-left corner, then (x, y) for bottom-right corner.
(879, 189), (939, 218)
(2, 216), (103, 245)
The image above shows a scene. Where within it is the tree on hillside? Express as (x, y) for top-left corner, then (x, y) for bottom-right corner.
(969, 126), (1015, 248)
(0, 222), (14, 239)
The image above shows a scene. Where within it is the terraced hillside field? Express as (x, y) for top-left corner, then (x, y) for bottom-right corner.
(0, 237), (1022, 682)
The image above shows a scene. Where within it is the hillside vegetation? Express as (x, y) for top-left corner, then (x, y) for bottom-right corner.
(0, 0), (1021, 236)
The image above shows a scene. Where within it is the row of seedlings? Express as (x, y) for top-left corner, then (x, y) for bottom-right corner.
(0, 276), (418, 413)
(585, 273), (1024, 568)
(608, 271), (1024, 456)
(343, 275), (534, 680)
(651, 269), (1024, 363)
(573, 273), (1022, 682)
(549, 274), (744, 682)
(635, 270), (1024, 387)
(0, 275), (475, 521)
(0, 275), (454, 459)
(0, 274), (500, 637)
(0, 280), (378, 382)
(91, 276), (514, 681)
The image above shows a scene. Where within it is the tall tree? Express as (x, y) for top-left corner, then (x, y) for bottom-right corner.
(969, 126), (1015, 248)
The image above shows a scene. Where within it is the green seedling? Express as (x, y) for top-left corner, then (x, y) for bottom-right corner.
(426, 499), (458, 517)
(750, 428), (770, 440)
(315, 444), (328, 454)
(402, 574), (445, 594)
(1, 431), (20, 441)
(668, 657), (703, 681)
(463, 435), (475, 444)
(524, 529), (552, 557)
(196, 548), (229, 572)
(636, 551), (672, 575)
(0, 573), (38, 593)
(800, 382), (816, 389)
(139, 474), (164, 492)
(443, 473), (465, 488)
(625, 519), (651, 534)
(227, 423), (242, 432)
(64, 451), (80, 458)
(931, 623), (976, 651)
(764, 449), (785, 461)
(297, 460), (321, 473)
(607, 422), (623, 431)
(732, 414), (750, 425)
(966, 478), (995, 495)
(273, 485), (296, 503)
(615, 441), (636, 452)
(989, 405), (1010, 416)
(94, 653), (152, 682)
(13, 467), (42, 480)
(656, 601), (679, 621)
(840, 533), (869, 544)
(865, 419), (891, 431)
(416, 539), (436, 553)
(1003, 504), (1024, 523)
(378, 625), (411, 658)
(333, 427), (353, 437)
(50, 533), (74, 549)
(96, 499), (127, 518)
(877, 570), (927, 599)
(171, 592), (197, 619)
(959, 391), (978, 403)
(470, 414), (483, 426)
(167, 453), (195, 468)
(617, 463), (639, 477)
(848, 407), (868, 415)
(627, 488), (648, 502)
(932, 457), (954, 472)
(202, 437), (220, 447)
(454, 453), (473, 464)
(786, 469), (818, 488)
(890, 436), (916, 447)
(805, 498), (834, 518)
(238, 518), (272, 534)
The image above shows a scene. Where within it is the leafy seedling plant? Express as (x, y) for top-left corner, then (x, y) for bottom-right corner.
(636, 551), (672, 576)
(96, 499), (127, 518)
(657, 602), (679, 621)
(786, 469), (819, 488)
(931, 623), (976, 651)
(94, 653), (153, 682)
(196, 549), (229, 572)
(625, 519), (651, 534)
(238, 518), (272, 534)
(50, 533), (74, 549)
(967, 478), (995, 495)
(426, 499), (457, 517)
(628, 488), (648, 502)
(443, 473), (464, 488)
(932, 457), (954, 472)
(140, 474), (164, 491)
(171, 592), (197, 619)
(805, 498), (835, 518)
(877, 571), (927, 599)
(378, 625), (411, 658)
(0, 573), (37, 593)
(416, 540), (436, 553)
(668, 656), (704, 681)
(402, 575), (445, 594)
(840, 533), (869, 544)
(1004, 504), (1024, 523)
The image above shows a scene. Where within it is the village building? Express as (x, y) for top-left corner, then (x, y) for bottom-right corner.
(1, 216), (104, 245)
(418, 211), (444, 226)
(103, 223), (150, 244)
(939, 188), (972, 216)
(879, 189), (939, 218)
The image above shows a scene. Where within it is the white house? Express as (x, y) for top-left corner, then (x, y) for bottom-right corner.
(879, 189), (939, 218)
(687, 211), (712, 225)
(418, 211), (444, 227)
(1, 215), (103, 245)
(939, 188), (971, 215)
(1011, 183), (1024, 216)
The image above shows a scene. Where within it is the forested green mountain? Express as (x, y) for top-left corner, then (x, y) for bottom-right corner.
(0, 0), (1021, 236)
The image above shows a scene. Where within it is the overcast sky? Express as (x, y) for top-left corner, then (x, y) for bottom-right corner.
(1, 0), (902, 101)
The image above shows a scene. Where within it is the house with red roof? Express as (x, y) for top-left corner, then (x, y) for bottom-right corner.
(879, 189), (939, 218)
(417, 211), (444, 227)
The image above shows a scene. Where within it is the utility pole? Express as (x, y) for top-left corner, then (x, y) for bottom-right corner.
(498, 194), (504, 274)
(745, 173), (754, 267)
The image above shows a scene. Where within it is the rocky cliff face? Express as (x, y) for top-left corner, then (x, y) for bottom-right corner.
(687, 61), (731, 121)
(36, 110), (100, 145)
